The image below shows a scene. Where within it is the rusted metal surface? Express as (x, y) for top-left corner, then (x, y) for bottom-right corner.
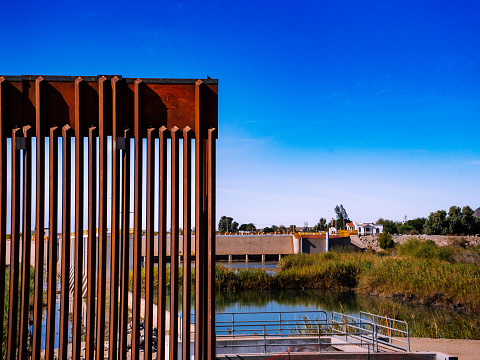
(96, 76), (108, 360)
(18, 125), (32, 360)
(183, 127), (193, 360)
(195, 80), (205, 360)
(207, 128), (217, 360)
(46, 125), (59, 360)
(145, 127), (155, 360)
(86, 125), (97, 360)
(0, 74), (217, 360)
(158, 126), (168, 360)
(119, 129), (130, 360)
(109, 76), (121, 360)
(0, 78), (6, 359)
(73, 77), (84, 360)
(32, 77), (45, 360)
(132, 79), (143, 360)
(170, 127), (180, 360)
(7, 127), (21, 360)
(59, 124), (72, 360)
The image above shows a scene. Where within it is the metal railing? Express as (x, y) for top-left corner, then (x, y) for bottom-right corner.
(215, 310), (410, 355)
(216, 310), (328, 336)
(360, 311), (410, 351)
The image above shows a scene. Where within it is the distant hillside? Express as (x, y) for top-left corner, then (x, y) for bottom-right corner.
(475, 207), (480, 218)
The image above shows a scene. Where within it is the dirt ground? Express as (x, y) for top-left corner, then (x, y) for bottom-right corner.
(410, 337), (480, 360)
(356, 234), (480, 251)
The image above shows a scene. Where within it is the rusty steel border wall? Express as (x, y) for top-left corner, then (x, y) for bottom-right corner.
(0, 75), (217, 360)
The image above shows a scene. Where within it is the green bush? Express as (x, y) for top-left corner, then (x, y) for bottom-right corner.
(397, 237), (454, 262)
(378, 232), (394, 249)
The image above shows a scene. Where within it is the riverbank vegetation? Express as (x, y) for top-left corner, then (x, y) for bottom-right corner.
(129, 237), (480, 313)
(215, 289), (480, 339)
(216, 238), (480, 313)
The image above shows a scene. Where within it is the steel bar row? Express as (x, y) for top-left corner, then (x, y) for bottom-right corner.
(0, 75), (217, 360)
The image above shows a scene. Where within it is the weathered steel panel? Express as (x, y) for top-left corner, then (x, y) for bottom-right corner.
(0, 74), (217, 360)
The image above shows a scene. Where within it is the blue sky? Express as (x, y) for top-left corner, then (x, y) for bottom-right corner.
(1, 0), (479, 229)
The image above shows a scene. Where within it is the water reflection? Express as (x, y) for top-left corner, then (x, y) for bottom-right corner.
(219, 261), (278, 274)
(215, 289), (480, 340)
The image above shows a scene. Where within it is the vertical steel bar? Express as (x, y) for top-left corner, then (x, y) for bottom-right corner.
(202, 138), (208, 360)
(0, 78), (5, 359)
(32, 76), (46, 360)
(6, 128), (21, 360)
(73, 77), (85, 360)
(86, 125), (97, 360)
(0, 77), (6, 359)
(145, 127), (155, 360)
(59, 125), (72, 360)
(157, 126), (168, 360)
(194, 80), (204, 360)
(182, 127), (192, 360)
(119, 128), (130, 360)
(170, 127), (180, 360)
(18, 128), (32, 359)
(109, 76), (121, 360)
(132, 79), (143, 360)
(46, 125), (59, 360)
(207, 128), (216, 360)
(96, 76), (108, 360)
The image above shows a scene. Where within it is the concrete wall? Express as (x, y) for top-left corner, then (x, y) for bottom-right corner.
(302, 237), (326, 254)
(301, 236), (351, 254)
(5, 234), (295, 266)
(216, 235), (294, 255)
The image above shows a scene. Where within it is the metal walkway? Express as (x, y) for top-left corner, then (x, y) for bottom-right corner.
(215, 310), (410, 356)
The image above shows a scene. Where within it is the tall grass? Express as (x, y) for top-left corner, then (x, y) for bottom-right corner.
(133, 238), (480, 313)
(217, 238), (480, 312)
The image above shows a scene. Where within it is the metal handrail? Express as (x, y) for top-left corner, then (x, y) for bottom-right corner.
(216, 320), (376, 355)
(217, 310), (327, 337)
(215, 311), (411, 354)
(359, 311), (410, 351)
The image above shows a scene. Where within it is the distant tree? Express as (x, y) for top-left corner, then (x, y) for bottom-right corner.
(263, 226), (273, 233)
(405, 218), (427, 233)
(378, 232), (394, 249)
(380, 220), (398, 234)
(461, 206), (476, 234)
(218, 216), (238, 233)
(334, 205), (350, 230)
(278, 225), (287, 233)
(424, 210), (448, 235)
(448, 206), (463, 235)
(271, 225), (278, 232)
(239, 223), (257, 232)
(397, 224), (415, 234)
(318, 217), (327, 231)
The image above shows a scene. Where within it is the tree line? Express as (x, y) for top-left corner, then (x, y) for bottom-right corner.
(377, 206), (480, 236)
(217, 216), (294, 234)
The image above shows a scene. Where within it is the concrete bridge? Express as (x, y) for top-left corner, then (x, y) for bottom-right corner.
(6, 233), (351, 267)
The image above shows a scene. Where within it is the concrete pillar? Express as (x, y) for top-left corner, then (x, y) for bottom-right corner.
(326, 232), (329, 252)
(245, 254), (249, 262)
(278, 254), (281, 261)
(228, 254), (232, 262)
(261, 254), (265, 262)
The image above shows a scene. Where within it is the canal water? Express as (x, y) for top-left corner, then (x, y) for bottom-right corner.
(36, 261), (480, 348)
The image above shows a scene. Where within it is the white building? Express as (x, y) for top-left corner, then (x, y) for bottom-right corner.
(347, 222), (383, 235)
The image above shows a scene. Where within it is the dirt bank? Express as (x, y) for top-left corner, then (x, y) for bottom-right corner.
(410, 337), (480, 360)
(357, 234), (480, 251)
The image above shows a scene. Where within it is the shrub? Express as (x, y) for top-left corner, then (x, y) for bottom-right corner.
(378, 232), (394, 249)
(397, 237), (455, 262)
